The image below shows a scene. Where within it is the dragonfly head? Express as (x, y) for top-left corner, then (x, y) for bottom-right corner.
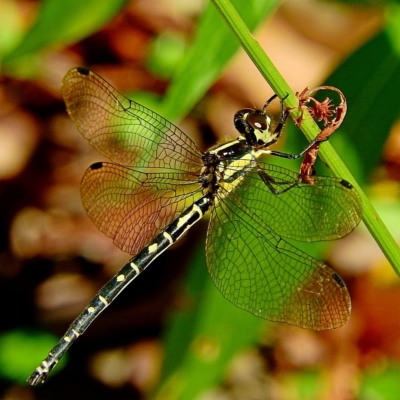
(234, 107), (277, 148)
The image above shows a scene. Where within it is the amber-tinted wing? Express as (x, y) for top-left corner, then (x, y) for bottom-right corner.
(62, 68), (204, 252)
(62, 67), (203, 172)
(207, 180), (352, 330)
(81, 162), (202, 254)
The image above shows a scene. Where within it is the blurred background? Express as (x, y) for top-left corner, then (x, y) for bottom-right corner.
(1, 0), (400, 399)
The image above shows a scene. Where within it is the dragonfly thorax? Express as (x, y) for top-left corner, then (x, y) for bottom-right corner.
(201, 140), (256, 199)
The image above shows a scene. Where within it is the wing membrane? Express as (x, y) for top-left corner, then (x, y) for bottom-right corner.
(81, 162), (202, 254)
(220, 161), (362, 242)
(62, 68), (203, 172)
(207, 189), (351, 330)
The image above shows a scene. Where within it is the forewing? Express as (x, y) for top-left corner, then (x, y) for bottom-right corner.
(222, 162), (362, 242)
(81, 162), (202, 254)
(62, 68), (202, 171)
(206, 192), (351, 330)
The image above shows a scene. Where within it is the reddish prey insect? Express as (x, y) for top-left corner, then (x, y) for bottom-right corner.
(293, 86), (347, 181)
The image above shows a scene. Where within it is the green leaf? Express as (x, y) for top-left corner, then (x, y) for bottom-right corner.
(3, 0), (127, 67)
(154, 241), (264, 400)
(160, 0), (281, 120)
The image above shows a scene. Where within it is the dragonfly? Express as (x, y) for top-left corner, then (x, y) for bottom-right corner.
(28, 67), (362, 385)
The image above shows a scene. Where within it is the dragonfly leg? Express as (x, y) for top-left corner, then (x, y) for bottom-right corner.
(256, 166), (300, 195)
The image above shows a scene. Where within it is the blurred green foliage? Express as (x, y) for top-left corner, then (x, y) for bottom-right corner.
(0, 329), (66, 384)
(2, 0), (127, 75)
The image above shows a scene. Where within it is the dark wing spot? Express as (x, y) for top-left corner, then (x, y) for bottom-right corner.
(332, 273), (346, 288)
(77, 67), (90, 75)
(90, 162), (103, 170)
(340, 179), (353, 189)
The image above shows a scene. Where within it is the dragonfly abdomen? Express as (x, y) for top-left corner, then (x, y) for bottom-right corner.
(28, 195), (211, 385)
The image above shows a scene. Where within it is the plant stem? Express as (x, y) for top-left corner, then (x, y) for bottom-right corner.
(211, 0), (400, 275)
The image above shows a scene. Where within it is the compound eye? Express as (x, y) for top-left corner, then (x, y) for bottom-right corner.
(247, 112), (268, 131)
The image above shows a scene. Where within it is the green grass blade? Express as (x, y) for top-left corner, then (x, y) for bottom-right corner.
(211, 0), (400, 276)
